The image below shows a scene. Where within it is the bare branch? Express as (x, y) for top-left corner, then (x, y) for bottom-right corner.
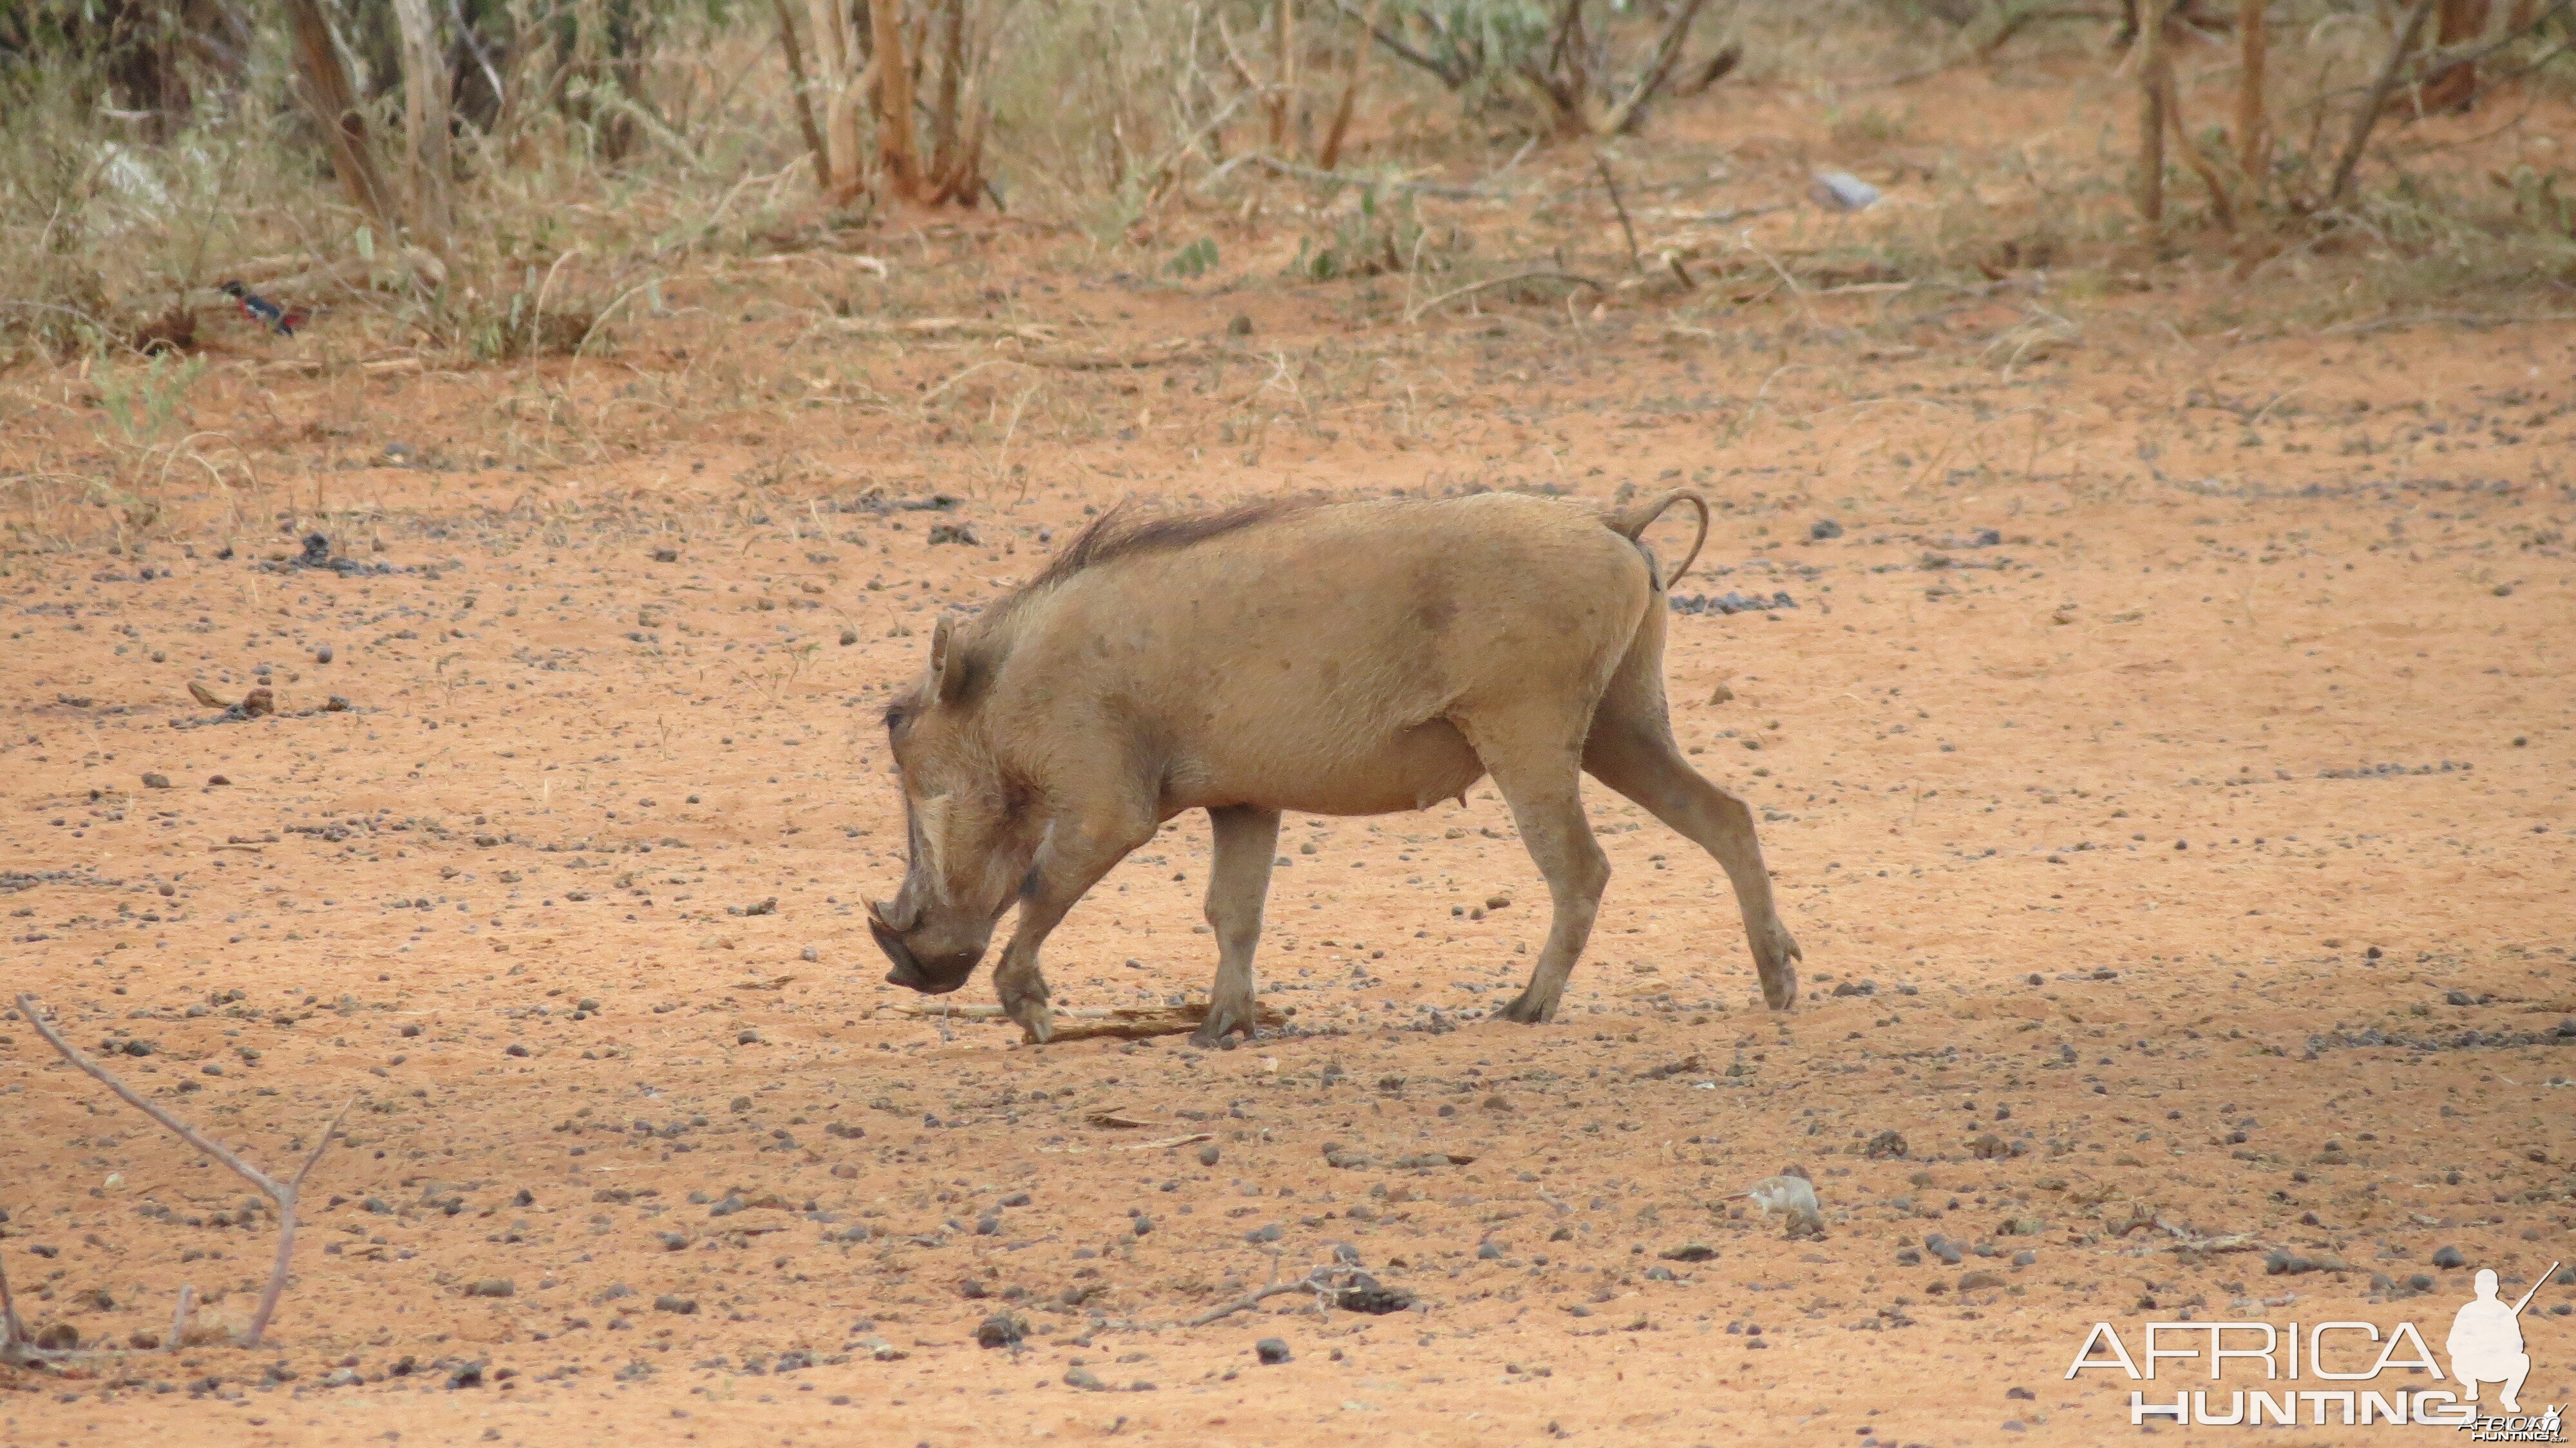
(1325, 0), (1462, 89)
(293, 1096), (362, 1192)
(13, 995), (358, 1349)
(2327, 0), (2440, 205)
(14, 994), (283, 1199)
(1597, 0), (1711, 137)
(1595, 151), (1642, 271)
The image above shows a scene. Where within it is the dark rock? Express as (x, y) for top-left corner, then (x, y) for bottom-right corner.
(1255, 1337), (1291, 1365)
(1862, 1129), (1908, 1160)
(653, 1295), (697, 1314)
(2432, 1245), (2465, 1268)
(975, 1312), (1027, 1349)
(466, 1279), (515, 1299)
(1333, 1273), (1413, 1315)
(1810, 519), (1844, 541)
(1659, 1244), (1715, 1262)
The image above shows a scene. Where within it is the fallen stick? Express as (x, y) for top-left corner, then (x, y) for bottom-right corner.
(1403, 270), (1605, 323)
(883, 1000), (1287, 1042)
(167, 1284), (195, 1350)
(1039, 1131), (1216, 1155)
(0, 1246), (26, 1349)
(1183, 1266), (1341, 1327)
(14, 994), (357, 1348)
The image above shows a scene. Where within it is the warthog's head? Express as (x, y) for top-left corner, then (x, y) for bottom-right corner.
(869, 615), (1037, 995)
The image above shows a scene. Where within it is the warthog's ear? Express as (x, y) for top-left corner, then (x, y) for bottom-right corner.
(929, 614), (971, 705)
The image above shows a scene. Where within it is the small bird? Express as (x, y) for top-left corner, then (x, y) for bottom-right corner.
(218, 280), (305, 336)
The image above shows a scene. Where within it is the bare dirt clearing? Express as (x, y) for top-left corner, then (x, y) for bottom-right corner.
(6, 171), (2576, 1448)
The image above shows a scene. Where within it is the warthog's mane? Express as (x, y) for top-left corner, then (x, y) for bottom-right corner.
(1016, 497), (1309, 599)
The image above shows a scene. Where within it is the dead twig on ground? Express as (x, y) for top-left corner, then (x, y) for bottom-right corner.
(14, 993), (358, 1348)
(882, 999), (1286, 1040)
(1404, 270), (1605, 323)
(1198, 152), (1522, 199)
(0, 1250), (33, 1363)
(1184, 1265), (1342, 1326)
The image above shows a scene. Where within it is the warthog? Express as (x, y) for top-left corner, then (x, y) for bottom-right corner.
(868, 490), (1801, 1046)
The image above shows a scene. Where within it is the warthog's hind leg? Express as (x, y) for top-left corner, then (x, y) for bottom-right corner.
(1583, 716), (1801, 1009)
(1192, 805), (1280, 1047)
(1468, 712), (1608, 1025)
(996, 812), (1155, 1043)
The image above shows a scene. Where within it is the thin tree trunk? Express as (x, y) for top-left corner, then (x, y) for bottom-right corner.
(1269, 0), (1296, 152)
(772, 0), (832, 191)
(873, 0), (923, 198)
(1317, 0), (1381, 169)
(2328, 0), (2438, 205)
(283, 0), (397, 229)
(931, 0), (965, 185)
(390, 0), (451, 244)
(2136, 0), (2168, 233)
(2163, 66), (2235, 229)
(2235, 0), (2265, 201)
(2421, 0), (2492, 111)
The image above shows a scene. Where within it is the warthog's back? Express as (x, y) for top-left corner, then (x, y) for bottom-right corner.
(981, 493), (1658, 815)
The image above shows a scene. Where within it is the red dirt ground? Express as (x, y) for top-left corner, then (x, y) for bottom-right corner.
(6, 87), (2576, 1445)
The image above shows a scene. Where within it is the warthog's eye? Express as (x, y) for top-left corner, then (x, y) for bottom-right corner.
(882, 704), (907, 732)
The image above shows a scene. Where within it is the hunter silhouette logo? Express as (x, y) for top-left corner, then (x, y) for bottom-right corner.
(2065, 1259), (2563, 1434)
(2452, 1267), (2543, 1413)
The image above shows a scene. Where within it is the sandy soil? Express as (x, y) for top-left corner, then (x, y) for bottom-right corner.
(5, 155), (2576, 1446)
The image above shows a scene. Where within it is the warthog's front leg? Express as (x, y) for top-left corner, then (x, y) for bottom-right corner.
(1193, 805), (1280, 1048)
(995, 814), (1155, 1043)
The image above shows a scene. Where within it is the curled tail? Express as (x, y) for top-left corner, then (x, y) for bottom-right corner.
(1605, 489), (1710, 590)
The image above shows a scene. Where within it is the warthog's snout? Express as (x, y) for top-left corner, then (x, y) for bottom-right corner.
(868, 903), (982, 993)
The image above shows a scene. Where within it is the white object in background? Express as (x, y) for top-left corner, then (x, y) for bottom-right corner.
(1808, 171), (1880, 211)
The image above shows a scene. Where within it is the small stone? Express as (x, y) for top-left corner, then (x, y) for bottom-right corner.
(1810, 519), (1844, 541)
(142, 772), (171, 789)
(1658, 1244), (1715, 1262)
(2432, 1245), (2465, 1268)
(1958, 1269), (2004, 1291)
(466, 1278), (515, 1299)
(1198, 1143), (1220, 1167)
(314, 645), (334, 664)
(1255, 1337), (1291, 1366)
(839, 629), (858, 647)
(975, 1312), (1026, 1349)
(653, 1295), (698, 1314)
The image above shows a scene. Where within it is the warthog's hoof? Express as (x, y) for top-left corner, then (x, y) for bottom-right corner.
(1756, 922), (1802, 1010)
(1001, 987), (1054, 1044)
(1189, 999), (1256, 1049)
(1497, 991), (1555, 1024)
